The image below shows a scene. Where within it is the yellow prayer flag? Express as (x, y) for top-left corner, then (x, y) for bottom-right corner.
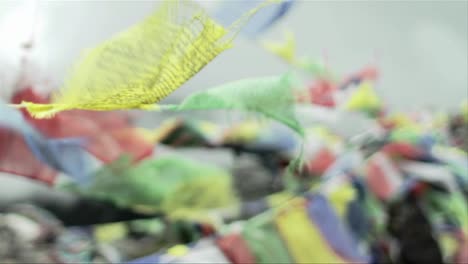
(263, 30), (296, 64)
(345, 81), (381, 112)
(328, 183), (356, 218)
(275, 198), (347, 263)
(19, 0), (275, 118)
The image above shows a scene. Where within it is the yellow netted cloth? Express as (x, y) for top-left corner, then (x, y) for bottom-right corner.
(18, 0), (273, 118)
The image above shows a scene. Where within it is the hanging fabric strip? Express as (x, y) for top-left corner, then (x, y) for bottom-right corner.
(162, 73), (304, 137)
(274, 198), (347, 263)
(307, 193), (370, 262)
(11, 88), (154, 164)
(0, 101), (91, 183)
(242, 211), (293, 263)
(16, 0), (279, 118)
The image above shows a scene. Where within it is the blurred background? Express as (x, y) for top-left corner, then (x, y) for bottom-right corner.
(0, 1), (467, 263)
(1, 0), (466, 200)
(1, 1), (466, 107)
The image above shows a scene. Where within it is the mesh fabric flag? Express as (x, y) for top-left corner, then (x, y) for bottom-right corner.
(17, 0), (274, 118)
(462, 100), (468, 122)
(163, 73), (304, 136)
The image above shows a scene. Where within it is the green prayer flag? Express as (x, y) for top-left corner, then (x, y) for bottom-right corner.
(242, 211), (293, 263)
(162, 73), (304, 136)
(73, 155), (237, 213)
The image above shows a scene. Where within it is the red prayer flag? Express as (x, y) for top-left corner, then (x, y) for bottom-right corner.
(307, 147), (336, 176)
(381, 142), (424, 160)
(309, 80), (336, 108)
(12, 88), (154, 163)
(0, 128), (57, 185)
(366, 152), (403, 200)
(216, 233), (256, 264)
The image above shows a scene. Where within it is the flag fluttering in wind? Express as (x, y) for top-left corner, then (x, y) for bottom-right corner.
(307, 193), (370, 262)
(263, 31), (335, 79)
(15, 0), (276, 118)
(73, 155), (237, 214)
(162, 73), (304, 137)
(0, 129), (57, 185)
(12, 88), (154, 163)
(274, 198), (348, 263)
(344, 81), (382, 116)
(0, 101), (90, 183)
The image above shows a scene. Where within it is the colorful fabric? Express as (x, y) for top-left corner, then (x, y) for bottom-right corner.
(382, 141), (425, 160)
(127, 254), (160, 264)
(307, 147), (336, 176)
(18, 1), (230, 117)
(0, 129), (57, 185)
(0, 100), (90, 183)
(216, 233), (256, 264)
(155, 119), (215, 147)
(308, 79), (337, 107)
(165, 239), (230, 264)
(339, 65), (378, 90)
(18, 0), (276, 118)
(344, 81), (381, 115)
(222, 121), (298, 154)
(163, 73), (304, 136)
(365, 152), (403, 200)
(264, 31), (335, 79)
(74, 155), (237, 214)
(242, 211), (292, 263)
(274, 198), (347, 263)
(263, 31), (296, 64)
(12, 88), (154, 163)
(307, 194), (369, 262)
(327, 182), (357, 218)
